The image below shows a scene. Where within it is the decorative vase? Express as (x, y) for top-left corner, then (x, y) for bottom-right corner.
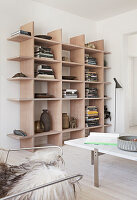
(35, 120), (44, 133)
(40, 109), (51, 132)
(62, 113), (69, 129)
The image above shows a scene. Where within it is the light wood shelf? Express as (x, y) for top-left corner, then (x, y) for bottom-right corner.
(7, 21), (111, 148)
(85, 81), (103, 84)
(85, 125), (103, 130)
(85, 64), (102, 68)
(62, 43), (83, 50)
(62, 98), (84, 100)
(8, 34), (32, 42)
(62, 80), (83, 83)
(85, 47), (104, 54)
(8, 98), (61, 101)
(34, 57), (61, 64)
(62, 127), (84, 133)
(34, 78), (61, 82)
(7, 56), (33, 62)
(62, 61), (83, 67)
(8, 130), (60, 140)
(85, 98), (103, 100)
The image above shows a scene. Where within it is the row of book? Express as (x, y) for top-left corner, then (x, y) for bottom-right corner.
(85, 106), (99, 127)
(85, 88), (98, 98)
(62, 89), (78, 98)
(85, 56), (97, 65)
(35, 64), (55, 79)
(34, 46), (54, 59)
(85, 71), (98, 82)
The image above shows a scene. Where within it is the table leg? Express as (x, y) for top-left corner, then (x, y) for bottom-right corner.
(91, 151), (94, 165)
(94, 148), (99, 187)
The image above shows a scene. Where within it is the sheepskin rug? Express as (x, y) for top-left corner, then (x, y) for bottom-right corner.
(0, 151), (76, 200)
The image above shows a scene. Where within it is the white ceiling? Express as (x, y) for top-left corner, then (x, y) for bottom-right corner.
(33, 0), (137, 21)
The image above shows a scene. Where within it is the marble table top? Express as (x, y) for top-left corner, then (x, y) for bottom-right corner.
(64, 137), (137, 161)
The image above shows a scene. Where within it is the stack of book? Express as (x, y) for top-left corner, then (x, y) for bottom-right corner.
(85, 106), (99, 127)
(62, 89), (78, 98)
(34, 46), (54, 59)
(35, 65), (55, 79)
(11, 30), (31, 37)
(85, 71), (98, 82)
(85, 88), (98, 98)
(85, 56), (97, 65)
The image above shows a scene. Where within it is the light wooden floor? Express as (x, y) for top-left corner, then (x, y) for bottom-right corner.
(1, 145), (137, 200)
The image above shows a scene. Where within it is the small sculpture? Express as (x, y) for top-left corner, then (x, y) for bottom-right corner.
(40, 109), (51, 132)
(70, 117), (77, 129)
(12, 72), (27, 78)
(104, 105), (111, 121)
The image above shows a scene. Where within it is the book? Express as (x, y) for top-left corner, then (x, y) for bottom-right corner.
(11, 30), (31, 37)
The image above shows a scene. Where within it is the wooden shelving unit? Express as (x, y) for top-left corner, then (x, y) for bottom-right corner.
(7, 21), (111, 148)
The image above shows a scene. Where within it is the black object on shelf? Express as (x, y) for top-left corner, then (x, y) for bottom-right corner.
(104, 105), (111, 121)
(12, 72), (27, 78)
(35, 93), (54, 98)
(11, 30), (31, 37)
(62, 76), (77, 80)
(35, 35), (52, 40)
(113, 78), (122, 132)
(40, 109), (51, 132)
(85, 87), (98, 98)
(13, 130), (27, 137)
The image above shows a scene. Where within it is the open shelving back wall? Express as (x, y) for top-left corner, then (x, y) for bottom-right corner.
(7, 21), (111, 148)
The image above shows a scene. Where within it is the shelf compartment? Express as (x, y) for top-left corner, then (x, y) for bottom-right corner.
(8, 130), (60, 140)
(7, 56), (33, 62)
(62, 43), (83, 51)
(62, 82), (84, 98)
(35, 80), (61, 99)
(7, 34), (32, 42)
(62, 61), (82, 67)
(34, 37), (60, 46)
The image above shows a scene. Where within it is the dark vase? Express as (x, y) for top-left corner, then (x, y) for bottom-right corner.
(40, 109), (51, 132)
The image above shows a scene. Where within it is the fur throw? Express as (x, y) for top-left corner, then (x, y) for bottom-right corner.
(0, 151), (76, 200)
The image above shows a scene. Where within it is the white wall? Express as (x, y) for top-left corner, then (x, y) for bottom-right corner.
(96, 9), (137, 134)
(127, 34), (137, 128)
(0, 0), (96, 148)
